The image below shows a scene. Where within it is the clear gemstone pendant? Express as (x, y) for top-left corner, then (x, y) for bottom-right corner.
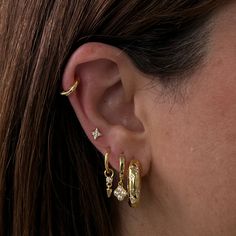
(114, 184), (127, 201)
(114, 155), (127, 201)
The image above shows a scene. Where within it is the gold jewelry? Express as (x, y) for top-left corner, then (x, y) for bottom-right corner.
(92, 128), (102, 140)
(127, 160), (141, 208)
(60, 80), (79, 96)
(114, 155), (128, 201)
(104, 152), (114, 198)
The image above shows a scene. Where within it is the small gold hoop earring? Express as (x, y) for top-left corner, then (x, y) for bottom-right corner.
(114, 155), (128, 201)
(127, 160), (141, 208)
(60, 80), (79, 96)
(104, 152), (114, 198)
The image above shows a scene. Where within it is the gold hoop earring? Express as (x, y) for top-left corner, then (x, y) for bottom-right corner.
(60, 80), (79, 96)
(104, 152), (114, 198)
(114, 155), (128, 201)
(127, 160), (141, 208)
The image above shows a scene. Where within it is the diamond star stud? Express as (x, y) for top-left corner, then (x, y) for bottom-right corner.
(92, 128), (102, 140)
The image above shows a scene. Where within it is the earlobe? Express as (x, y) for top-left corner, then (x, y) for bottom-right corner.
(61, 42), (151, 176)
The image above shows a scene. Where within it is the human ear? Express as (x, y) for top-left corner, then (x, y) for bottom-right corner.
(61, 42), (151, 175)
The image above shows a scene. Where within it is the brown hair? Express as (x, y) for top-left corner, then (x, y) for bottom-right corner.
(0, 0), (227, 235)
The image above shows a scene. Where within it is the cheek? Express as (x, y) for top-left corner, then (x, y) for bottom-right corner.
(138, 3), (236, 233)
(144, 66), (236, 230)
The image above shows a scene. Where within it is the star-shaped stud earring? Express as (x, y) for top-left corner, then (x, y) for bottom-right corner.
(92, 128), (102, 140)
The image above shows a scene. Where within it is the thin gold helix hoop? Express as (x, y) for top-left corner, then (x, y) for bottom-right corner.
(60, 80), (79, 96)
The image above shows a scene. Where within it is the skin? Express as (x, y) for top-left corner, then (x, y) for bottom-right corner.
(62, 1), (236, 235)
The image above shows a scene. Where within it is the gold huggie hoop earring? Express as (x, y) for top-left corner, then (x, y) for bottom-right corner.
(60, 80), (79, 96)
(128, 160), (141, 208)
(104, 152), (114, 198)
(114, 155), (128, 201)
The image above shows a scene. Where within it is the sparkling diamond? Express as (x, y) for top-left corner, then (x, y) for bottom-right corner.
(92, 128), (102, 140)
(114, 185), (127, 201)
(106, 177), (113, 184)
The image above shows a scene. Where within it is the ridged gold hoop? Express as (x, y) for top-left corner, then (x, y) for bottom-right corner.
(60, 80), (79, 96)
(127, 160), (141, 208)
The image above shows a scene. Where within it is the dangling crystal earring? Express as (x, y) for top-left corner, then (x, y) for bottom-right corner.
(114, 155), (128, 201)
(104, 152), (114, 198)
